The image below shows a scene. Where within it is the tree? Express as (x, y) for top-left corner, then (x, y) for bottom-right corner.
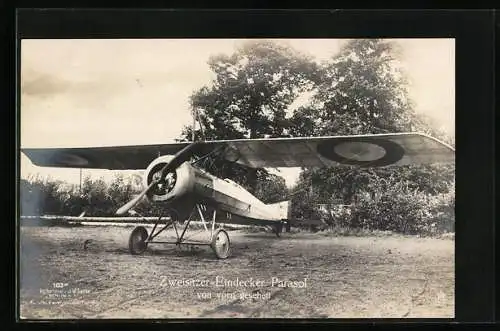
(289, 39), (455, 230)
(253, 174), (288, 204)
(179, 40), (319, 195)
(180, 40), (320, 141)
(292, 39), (419, 136)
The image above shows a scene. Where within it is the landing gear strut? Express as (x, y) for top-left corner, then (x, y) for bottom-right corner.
(127, 204), (231, 259)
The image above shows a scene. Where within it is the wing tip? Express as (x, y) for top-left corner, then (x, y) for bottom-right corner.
(411, 131), (455, 153)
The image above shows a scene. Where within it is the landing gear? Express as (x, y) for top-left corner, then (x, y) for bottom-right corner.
(128, 226), (148, 255)
(127, 204), (231, 259)
(211, 228), (231, 259)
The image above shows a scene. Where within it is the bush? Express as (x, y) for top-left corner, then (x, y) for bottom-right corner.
(20, 172), (455, 236)
(20, 175), (140, 217)
(20, 176), (78, 216)
(426, 183), (455, 233)
(340, 181), (455, 235)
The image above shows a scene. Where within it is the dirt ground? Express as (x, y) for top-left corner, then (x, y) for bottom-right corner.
(19, 224), (454, 319)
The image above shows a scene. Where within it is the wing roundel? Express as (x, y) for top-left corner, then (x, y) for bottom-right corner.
(316, 138), (406, 167)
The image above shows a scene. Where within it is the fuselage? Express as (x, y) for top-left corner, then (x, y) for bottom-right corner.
(144, 156), (289, 225)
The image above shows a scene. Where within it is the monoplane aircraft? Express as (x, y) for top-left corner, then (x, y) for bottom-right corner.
(21, 132), (455, 259)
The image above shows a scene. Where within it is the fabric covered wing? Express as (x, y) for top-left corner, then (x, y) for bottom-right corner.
(218, 132), (455, 168)
(21, 132), (455, 170)
(21, 143), (191, 170)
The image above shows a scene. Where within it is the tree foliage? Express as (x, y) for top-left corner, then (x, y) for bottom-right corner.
(291, 39), (413, 136)
(19, 173), (157, 217)
(287, 39), (454, 234)
(179, 40), (318, 194)
(20, 175), (74, 216)
(253, 174), (288, 204)
(181, 40), (320, 141)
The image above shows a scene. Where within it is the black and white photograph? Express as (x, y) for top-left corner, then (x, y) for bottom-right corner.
(19, 38), (455, 319)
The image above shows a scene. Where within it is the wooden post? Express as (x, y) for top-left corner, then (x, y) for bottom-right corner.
(191, 107), (197, 142)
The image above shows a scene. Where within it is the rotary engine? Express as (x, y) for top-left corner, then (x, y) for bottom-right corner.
(143, 155), (195, 203)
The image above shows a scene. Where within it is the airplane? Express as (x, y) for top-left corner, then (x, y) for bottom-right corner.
(21, 132), (455, 259)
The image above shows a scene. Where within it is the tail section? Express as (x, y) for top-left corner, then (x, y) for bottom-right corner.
(267, 200), (291, 220)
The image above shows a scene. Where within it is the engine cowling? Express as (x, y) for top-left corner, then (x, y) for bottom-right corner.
(143, 155), (195, 203)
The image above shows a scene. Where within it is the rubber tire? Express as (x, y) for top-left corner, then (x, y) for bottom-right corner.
(129, 226), (149, 255)
(211, 229), (231, 259)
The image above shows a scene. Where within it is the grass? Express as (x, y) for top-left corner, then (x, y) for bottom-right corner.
(20, 217), (455, 239)
(298, 225), (455, 239)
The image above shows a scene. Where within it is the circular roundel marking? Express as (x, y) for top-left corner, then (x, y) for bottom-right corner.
(334, 142), (387, 161)
(317, 138), (405, 167)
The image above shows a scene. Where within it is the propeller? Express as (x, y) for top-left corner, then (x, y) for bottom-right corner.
(116, 178), (161, 215)
(115, 142), (200, 215)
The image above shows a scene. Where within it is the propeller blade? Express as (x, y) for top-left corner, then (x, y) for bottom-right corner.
(116, 179), (159, 215)
(115, 142), (200, 216)
(160, 142), (201, 176)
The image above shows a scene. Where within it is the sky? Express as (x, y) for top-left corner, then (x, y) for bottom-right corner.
(19, 38), (455, 187)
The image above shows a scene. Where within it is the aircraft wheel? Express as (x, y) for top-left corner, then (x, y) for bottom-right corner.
(211, 229), (231, 259)
(129, 226), (149, 255)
